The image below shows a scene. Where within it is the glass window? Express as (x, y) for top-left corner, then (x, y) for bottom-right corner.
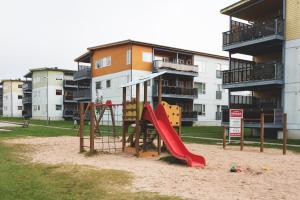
(126, 50), (131, 65)
(96, 81), (102, 89)
(18, 84), (22, 88)
(56, 105), (62, 110)
(18, 106), (22, 110)
(95, 56), (112, 68)
(106, 80), (111, 88)
(195, 82), (206, 94)
(18, 95), (23, 99)
(56, 89), (62, 95)
(194, 104), (205, 116)
(142, 52), (152, 63)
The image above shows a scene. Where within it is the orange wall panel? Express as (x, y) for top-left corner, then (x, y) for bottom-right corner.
(92, 44), (131, 77)
(132, 44), (153, 72)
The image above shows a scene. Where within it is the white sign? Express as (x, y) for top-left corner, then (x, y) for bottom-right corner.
(229, 109), (243, 138)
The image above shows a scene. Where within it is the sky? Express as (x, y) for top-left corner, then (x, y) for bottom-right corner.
(0, 0), (237, 80)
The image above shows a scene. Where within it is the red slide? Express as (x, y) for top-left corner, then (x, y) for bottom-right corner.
(143, 103), (206, 167)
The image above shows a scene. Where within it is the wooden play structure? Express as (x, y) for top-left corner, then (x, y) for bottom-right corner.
(223, 112), (288, 155)
(79, 100), (123, 153)
(121, 72), (182, 157)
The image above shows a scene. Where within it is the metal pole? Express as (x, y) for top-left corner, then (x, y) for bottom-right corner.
(240, 118), (244, 151)
(122, 87), (126, 152)
(260, 113), (264, 152)
(79, 103), (84, 152)
(283, 113), (288, 155)
(90, 102), (95, 153)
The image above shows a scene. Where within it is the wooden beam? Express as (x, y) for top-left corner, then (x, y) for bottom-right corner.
(122, 87), (126, 152)
(90, 102), (95, 153)
(79, 103), (84, 152)
(135, 83), (140, 156)
(260, 113), (264, 152)
(283, 113), (288, 155)
(223, 126), (227, 149)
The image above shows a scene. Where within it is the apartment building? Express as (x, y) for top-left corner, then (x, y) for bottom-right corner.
(75, 40), (228, 125)
(24, 68), (77, 120)
(0, 80), (24, 117)
(221, 0), (300, 138)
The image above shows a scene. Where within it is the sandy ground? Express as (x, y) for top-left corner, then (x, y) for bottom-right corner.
(5, 136), (300, 200)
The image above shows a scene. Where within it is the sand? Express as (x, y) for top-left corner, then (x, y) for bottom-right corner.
(6, 136), (300, 200)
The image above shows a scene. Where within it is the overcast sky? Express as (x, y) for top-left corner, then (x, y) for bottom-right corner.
(0, 0), (237, 80)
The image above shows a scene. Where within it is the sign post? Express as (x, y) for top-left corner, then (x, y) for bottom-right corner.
(229, 109), (243, 143)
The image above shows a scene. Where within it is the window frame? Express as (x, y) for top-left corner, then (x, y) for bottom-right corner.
(56, 89), (62, 95)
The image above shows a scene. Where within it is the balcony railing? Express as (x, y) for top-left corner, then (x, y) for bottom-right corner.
(64, 95), (76, 102)
(63, 110), (75, 117)
(22, 82), (32, 91)
(222, 108), (283, 125)
(22, 96), (32, 104)
(223, 18), (284, 47)
(182, 111), (198, 121)
(74, 66), (91, 81)
(230, 95), (279, 109)
(222, 60), (283, 85)
(64, 80), (77, 88)
(153, 86), (198, 98)
(153, 60), (198, 75)
(74, 89), (91, 100)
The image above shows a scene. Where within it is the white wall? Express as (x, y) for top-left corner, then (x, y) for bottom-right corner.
(2, 81), (23, 117)
(32, 71), (64, 120)
(284, 38), (300, 138)
(193, 55), (229, 126)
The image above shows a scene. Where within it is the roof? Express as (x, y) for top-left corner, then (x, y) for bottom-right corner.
(220, 0), (282, 21)
(0, 79), (24, 84)
(75, 39), (228, 62)
(121, 71), (166, 88)
(24, 67), (76, 78)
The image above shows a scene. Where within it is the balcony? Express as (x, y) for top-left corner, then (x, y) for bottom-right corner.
(229, 95), (279, 110)
(222, 60), (283, 89)
(64, 80), (78, 88)
(64, 95), (77, 103)
(153, 60), (198, 76)
(222, 19), (284, 55)
(22, 82), (32, 92)
(74, 89), (91, 101)
(222, 108), (283, 128)
(73, 66), (91, 81)
(22, 96), (32, 104)
(182, 111), (198, 122)
(153, 86), (198, 99)
(63, 110), (75, 118)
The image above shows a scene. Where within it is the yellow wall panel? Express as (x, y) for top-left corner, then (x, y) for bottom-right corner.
(286, 0), (300, 40)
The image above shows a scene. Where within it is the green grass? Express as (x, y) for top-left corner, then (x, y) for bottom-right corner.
(0, 142), (179, 200)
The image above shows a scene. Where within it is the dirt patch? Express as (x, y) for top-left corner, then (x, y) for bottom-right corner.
(6, 136), (300, 200)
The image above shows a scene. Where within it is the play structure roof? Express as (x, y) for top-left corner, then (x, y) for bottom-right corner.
(120, 71), (166, 88)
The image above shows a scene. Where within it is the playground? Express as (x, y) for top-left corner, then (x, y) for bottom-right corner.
(6, 136), (300, 200)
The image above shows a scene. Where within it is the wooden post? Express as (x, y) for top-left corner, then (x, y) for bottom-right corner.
(240, 118), (244, 151)
(260, 113), (264, 152)
(223, 126), (226, 149)
(283, 113), (288, 155)
(143, 82), (148, 151)
(178, 107), (182, 136)
(158, 76), (162, 104)
(122, 87), (126, 152)
(135, 83), (140, 156)
(90, 102), (95, 153)
(79, 103), (84, 152)
(157, 76), (162, 155)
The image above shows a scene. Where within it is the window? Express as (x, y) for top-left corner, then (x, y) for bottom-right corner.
(56, 105), (62, 110)
(56, 89), (62, 95)
(106, 80), (111, 88)
(18, 106), (22, 110)
(194, 104), (205, 116)
(142, 52), (152, 62)
(38, 105), (40, 111)
(18, 95), (23, 99)
(126, 50), (131, 65)
(95, 56), (112, 68)
(18, 84), (22, 88)
(96, 81), (102, 89)
(216, 63), (222, 78)
(162, 80), (169, 86)
(56, 75), (63, 80)
(195, 82), (206, 94)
